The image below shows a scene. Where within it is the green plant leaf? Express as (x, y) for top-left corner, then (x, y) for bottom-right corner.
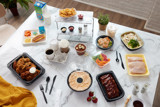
(98, 13), (109, 25)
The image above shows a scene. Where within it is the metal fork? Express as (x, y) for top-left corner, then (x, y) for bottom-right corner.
(39, 84), (48, 104)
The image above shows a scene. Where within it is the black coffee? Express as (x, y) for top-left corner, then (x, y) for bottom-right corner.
(46, 49), (54, 55)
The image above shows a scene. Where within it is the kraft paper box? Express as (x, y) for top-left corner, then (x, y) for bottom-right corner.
(34, 1), (47, 20)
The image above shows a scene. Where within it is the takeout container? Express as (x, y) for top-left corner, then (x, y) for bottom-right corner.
(125, 54), (149, 76)
(92, 52), (110, 68)
(121, 31), (144, 51)
(7, 52), (45, 85)
(75, 43), (86, 56)
(96, 71), (125, 102)
(96, 35), (114, 50)
(67, 69), (93, 92)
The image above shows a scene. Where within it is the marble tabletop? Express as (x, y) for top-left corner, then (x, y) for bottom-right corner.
(0, 6), (160, 107)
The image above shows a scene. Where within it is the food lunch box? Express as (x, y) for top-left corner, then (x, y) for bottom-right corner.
(96, 71), (125, 102)
(67, 69), (93, 92)
(7, 52), (45, 85)
(120, 31), (144, 51)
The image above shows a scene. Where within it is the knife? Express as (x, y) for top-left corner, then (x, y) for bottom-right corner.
(119, 53), (125, 69)
(49, 75), (57, 95)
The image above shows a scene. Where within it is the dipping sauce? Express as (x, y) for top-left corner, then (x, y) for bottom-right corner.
(133, 100), (143, 107)
(46, 49), (54, 55)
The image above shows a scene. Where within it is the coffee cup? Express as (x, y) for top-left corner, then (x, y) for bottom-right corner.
(50, 39), (58, 51)
(45, 49), (55, 60)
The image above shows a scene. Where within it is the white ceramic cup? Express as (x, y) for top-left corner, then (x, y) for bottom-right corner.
(45, 48), (55, 60)
(44, 12), (51, 25)
(50, 39), (58, 51)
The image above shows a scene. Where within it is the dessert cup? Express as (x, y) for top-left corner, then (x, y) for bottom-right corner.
(75, 43), (86, 55)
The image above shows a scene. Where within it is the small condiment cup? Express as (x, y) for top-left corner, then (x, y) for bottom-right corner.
(29, 67), (36, 74)
(45, 48), (55, 60)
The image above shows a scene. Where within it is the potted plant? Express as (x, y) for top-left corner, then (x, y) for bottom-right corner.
(0, 0), (33, 16)
(98, 13), (109, 31)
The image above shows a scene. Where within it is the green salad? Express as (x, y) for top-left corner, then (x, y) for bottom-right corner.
(128, 39), (140, 48)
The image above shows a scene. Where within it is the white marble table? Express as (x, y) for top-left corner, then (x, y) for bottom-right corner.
(0, 6), (160, 107)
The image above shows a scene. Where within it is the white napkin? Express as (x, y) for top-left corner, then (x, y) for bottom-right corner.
(39, 87), (62, 107)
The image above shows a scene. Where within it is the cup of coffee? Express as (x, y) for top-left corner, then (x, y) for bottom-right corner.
(45, 49), (55, 60)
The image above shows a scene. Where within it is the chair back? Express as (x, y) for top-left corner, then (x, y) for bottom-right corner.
(0, 3), (6, 18)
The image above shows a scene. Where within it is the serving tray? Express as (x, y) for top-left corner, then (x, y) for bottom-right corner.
(23, 29), (47, 45)
(7, 52), (45, 85)
(121, 31), (144, 51)
(96, 71), (125, 102)
(125, 54), (149, 76)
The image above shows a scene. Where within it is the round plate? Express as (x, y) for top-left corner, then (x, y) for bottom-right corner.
(96, 35), (114, 50)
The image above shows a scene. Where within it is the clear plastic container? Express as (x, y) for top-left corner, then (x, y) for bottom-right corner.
(92, 52), (110, 68)
(107, 24), (117, 38)
(75, 43), (86, 56)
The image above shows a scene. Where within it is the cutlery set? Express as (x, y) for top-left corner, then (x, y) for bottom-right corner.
(116, 51), (125, 69)
(39, 75), (57, 104)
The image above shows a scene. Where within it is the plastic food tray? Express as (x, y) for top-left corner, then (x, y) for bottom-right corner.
(7, 52), (45, 85)
(23, 29), (47, 45)
(67, 69), (93, 92)
(121, 31), (144, 51)
(96, 71), (125, 102)
(125, 54), (149, 76)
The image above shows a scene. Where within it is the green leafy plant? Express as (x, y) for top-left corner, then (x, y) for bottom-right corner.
(17, 0), (33, 10)
(98, 13), (109, 25)
(0, 0), (33, 10)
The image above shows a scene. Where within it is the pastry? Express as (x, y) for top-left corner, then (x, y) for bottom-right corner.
(68, 71), (92, 91)
(32, 34), (45, 42)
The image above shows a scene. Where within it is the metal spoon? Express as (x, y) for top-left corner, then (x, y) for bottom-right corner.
(116, 51), (119, 62)
(45, 76), (50, 93)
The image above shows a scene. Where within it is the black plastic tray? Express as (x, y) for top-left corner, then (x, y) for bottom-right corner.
(96, 71), (125, 102)
(67, 69), (93, 92)
(7, 52), (45, 85)
(120, 31), (144, 51)
(96, 35), (114, 50)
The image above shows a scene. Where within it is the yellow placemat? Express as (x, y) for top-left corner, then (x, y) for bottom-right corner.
(0, 76), (37, 107)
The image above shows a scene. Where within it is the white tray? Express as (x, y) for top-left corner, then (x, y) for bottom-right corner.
(23, 29), (47, 45)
